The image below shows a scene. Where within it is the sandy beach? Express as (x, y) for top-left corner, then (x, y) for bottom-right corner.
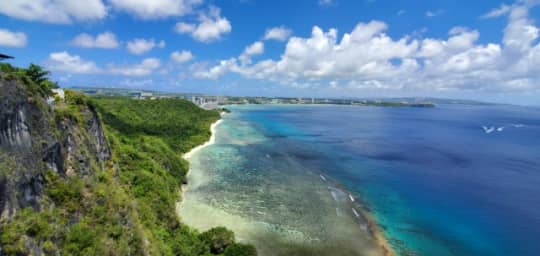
(183, 118), (223, 160)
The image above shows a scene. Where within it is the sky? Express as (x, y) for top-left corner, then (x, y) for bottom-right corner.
(0, 0), (539, 105)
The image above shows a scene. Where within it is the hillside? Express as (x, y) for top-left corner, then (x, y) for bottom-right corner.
(0, 63), (256, 256)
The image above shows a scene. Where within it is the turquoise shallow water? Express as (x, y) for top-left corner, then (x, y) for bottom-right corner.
(179, 111), (383, 256)
(181, 104), (540, 256)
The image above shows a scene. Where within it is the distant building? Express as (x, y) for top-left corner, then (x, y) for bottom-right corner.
(217, 96), (226, 104)
(129, 91), (153, 99)
(191, 96), (206, 105)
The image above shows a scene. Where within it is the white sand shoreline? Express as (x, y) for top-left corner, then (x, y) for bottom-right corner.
(183, 118), (223, 160)
(179, 114), (223, 198)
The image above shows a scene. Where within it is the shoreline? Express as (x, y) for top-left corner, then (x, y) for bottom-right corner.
(361, 205), (395, 256)
(320, 174), (395, 256)
(181, 115), (223, 193)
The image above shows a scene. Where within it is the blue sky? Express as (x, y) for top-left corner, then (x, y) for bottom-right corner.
(1, 0), (539, 105)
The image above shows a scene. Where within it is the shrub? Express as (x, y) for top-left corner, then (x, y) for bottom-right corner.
(199, 227), (235, 254)
(62, 222), (98, 255)
(224, 243), (258, 256)
(65, 90), (88, 106)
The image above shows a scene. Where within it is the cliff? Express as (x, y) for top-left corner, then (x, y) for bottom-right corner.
(1, 75), (112, 213)
(0, 72), (114, 254)
(0, 64), (256, 256)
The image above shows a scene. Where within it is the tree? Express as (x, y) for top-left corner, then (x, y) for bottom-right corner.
(25, 63), (50, 85)
(199, 227), (235, 254)
(23, 63), (58, 96)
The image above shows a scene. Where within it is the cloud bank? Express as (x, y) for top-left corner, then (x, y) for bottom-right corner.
(193, 1), (540, 93)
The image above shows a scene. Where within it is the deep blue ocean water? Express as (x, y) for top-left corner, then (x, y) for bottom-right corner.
(227, 103), (540, 256)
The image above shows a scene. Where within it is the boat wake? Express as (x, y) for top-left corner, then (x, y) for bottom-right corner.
(482, 126), (496, 134)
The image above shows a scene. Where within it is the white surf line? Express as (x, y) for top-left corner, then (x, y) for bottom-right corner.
(329, 189), (339, 202)
(351, 208), (369, 231)
(320, 174), (327, 181)
(349, 194), (355, 202)
(352, 208), (360, 218)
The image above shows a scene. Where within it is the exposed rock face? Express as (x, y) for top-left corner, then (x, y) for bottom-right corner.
(0, 77), (50, 219)
(0, 175), (7, 216)
(0, 108), (31, 148)
(58, 106), (111, 176)
(0, 79), (32, 149)
(0, 76), (111, 221)
(88, 105), (111, 169)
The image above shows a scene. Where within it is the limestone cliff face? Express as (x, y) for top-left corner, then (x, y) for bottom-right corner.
(0, 76), (110, 222)
(0, 79), (33, 149)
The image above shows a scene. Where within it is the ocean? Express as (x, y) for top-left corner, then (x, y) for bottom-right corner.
(179, 104), (540, 256)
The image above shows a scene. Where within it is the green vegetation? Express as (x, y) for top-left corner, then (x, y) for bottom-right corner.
(93, 96), (220, 153)
(224, 244), (258, 256)
(0, 64), (256, 255)
(200, 227), (235, 254)
(0, 63), (58, 97)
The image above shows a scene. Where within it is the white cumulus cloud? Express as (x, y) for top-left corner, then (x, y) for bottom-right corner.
(264, 26), (292, 41)
(175, 6), (231, 42)
(239, 41), (264, 63)
(127, 38), (165, 55)
(72, 32), (119, 49)
(0, 0), (107, 24)
(170, 50), (194, 63)
(0, 28), (27, 47)
(46, 51), (101, 74)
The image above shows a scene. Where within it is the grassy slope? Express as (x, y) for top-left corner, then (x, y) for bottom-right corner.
(91, 97), (254, 255)
(92, 97), (222, 255)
